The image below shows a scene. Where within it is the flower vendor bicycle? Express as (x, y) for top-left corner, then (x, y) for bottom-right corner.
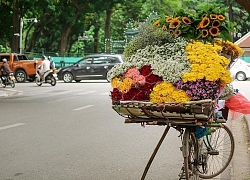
(112, 99), (235, 180)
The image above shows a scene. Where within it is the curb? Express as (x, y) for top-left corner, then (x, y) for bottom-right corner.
(244, 114), (250, 137)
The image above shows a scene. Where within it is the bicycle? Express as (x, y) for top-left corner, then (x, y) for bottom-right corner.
(112, 99), (235, 180)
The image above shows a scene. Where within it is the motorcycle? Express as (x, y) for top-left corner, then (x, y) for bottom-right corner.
(0, 73), (15, 88)
(35, 69), (57, 86)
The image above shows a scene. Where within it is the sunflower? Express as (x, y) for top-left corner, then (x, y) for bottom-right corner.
(169, 18), (181, 29)
(212, 20), (220, 27)
(182, 17), (191, 25)
(210, 14), (217, 19)
(200, 17), (210, 28)
(196, 22), (201, 29)
(174, 29), (181, 37)
(202, 29), (209, 38)
(154, 20), (160, 26)
(218, 15), (225, 21)
(209, 27), (219, 37)
(202, 14), (207, 18)
(162, 25), (167, 31)
(166, 17), (173, 23)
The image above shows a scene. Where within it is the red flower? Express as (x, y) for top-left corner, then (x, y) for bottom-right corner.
(110, 65), (163, 102)
(141, 65), (152, 76)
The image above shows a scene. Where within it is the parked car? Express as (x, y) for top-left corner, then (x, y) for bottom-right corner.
(230, 58), (250, 81)
(57, 54), (123, 82)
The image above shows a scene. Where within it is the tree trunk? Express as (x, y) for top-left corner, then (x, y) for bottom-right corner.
(60, 24), (72, 56)
(11, 0), (19, 53)
(235, 0), (250, 15)
(93, 27), (99, 53)
(105, 9), (112, 53)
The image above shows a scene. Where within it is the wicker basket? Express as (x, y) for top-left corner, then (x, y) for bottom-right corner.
(112, 99), (215, 123)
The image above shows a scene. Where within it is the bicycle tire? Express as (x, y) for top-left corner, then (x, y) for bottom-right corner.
(182, 128), (199, 180)
(198, 124), (235, 179)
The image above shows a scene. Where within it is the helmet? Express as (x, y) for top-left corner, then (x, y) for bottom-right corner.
(2, 58), (7, 63)
(48, 56), (51, 59)
(42, 55), (46, 59)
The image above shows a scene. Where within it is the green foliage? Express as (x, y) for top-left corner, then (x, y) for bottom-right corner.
(0, 0), (250, 56)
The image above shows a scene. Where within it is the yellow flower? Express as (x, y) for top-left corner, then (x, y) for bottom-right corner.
(117, 78), (133, 93)
(150, 82), (191, 103)
(184, 41), (232, 84)
(111, 77), (120, 88)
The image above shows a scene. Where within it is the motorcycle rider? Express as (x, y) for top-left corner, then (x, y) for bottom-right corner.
(0, 58), (12, 83)
(38, 55), (50, 82)
(48, 56), (56, 70)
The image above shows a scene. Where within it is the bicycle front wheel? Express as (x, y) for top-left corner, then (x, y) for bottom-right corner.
(182, 128), (199, 180)
(198, 124), (235, 179)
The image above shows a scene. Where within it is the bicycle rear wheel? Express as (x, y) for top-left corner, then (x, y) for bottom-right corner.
(182, 128), (199, 180)
(198, 124), (235, 179)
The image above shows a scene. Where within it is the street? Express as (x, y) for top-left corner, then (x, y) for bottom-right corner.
(0, 81), (183, 180)
(0, 80), (247, 180)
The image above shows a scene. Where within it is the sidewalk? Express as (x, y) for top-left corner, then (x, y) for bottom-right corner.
(230, 112), (250, 179)
(0, 88), (22, 97)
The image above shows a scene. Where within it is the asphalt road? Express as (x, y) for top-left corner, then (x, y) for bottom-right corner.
(0, 81), (185, 180)
(2, 80), (247, 179)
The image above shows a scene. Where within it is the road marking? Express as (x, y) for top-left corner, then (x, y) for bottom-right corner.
(73, 105), (94, 111)
(48, 97), (77, 103)
(75, 91), (95, 95)
(0, 123), (25, 131)
(100, 92), (109, 95)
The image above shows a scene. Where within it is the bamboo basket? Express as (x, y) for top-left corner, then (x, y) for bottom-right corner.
(112, 99), (215, 123)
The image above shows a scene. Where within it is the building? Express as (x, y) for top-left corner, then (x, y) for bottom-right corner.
(235, 32), (250, 62)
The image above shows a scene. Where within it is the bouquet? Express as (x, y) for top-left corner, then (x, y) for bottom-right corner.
(108, 4), (243, 107)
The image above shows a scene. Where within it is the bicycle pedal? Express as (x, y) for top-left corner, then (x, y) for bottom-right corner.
(207, 150), (219, 155)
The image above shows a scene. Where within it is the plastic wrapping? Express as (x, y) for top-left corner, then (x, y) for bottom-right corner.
(225, 93), (250, 114)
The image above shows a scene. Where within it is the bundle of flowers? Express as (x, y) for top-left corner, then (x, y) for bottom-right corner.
(153, 5), (234, 43)
(108, 5), (243, 107)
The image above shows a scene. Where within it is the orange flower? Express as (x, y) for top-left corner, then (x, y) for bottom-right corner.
(166, 17), (172, 23)
(202, 29), (209, 38)
(200, 17), (210, 28)
(182, 17), (191, 25)
(196, 22), (201, 29)
(218, 15), (225, 21)
(209, 27), (219, 37)
(162, 25), (167, 31)
(210, 14), (217, 19)
(154, 20), (160, 26)
(202, 14), (207, 18)
(173, 29), (181, 37)
(212, 20), (221, 27)
(169, 18), (180, 29)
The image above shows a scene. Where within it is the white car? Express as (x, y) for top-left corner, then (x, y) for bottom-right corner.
(230, 58), (250, 81)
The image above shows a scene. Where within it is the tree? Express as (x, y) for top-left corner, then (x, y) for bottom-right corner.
(235, 0), (250, 15)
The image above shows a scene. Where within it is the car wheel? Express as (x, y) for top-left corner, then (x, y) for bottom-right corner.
(15, 70), (27, 82)
(63, 72), (73, 83)
(236, 71), (246, 81)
